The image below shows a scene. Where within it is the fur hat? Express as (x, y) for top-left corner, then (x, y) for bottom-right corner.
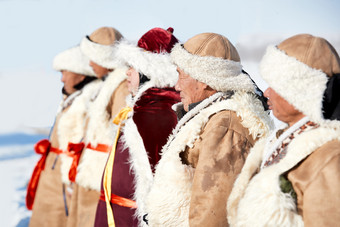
(53, 46), (96, 77)
(138, 27), (178, 53)
(170, 33), (255, 93)
(260, 34), (340, 122)
(112, 27), (179, 88)
(80, 26), (123, 69)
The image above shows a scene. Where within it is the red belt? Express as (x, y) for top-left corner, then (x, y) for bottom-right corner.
(86, 143), (112, 153)
(65, 142), (85, 183)
(66, 142), (111, 183)
(50, 146), (63, 154)
(26, 139), (64, 210)
(100, 191), (137, 208)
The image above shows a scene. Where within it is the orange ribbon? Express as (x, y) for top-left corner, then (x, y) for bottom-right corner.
(86, 143), (112, 153)
(26, 139), (64, 210)
(26, 139), (51, 210)
(50, 146), (64, 154)
(66, 142), (85, 183)
(100, 191), (137, 209)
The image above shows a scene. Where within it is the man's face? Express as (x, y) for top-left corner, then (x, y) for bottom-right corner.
(264, 87), (305, 126)
(89, 61), (110, 79)
(61, 71), (85, 95)
(175, 67), (208, 111)
(126, 67), (140, 96)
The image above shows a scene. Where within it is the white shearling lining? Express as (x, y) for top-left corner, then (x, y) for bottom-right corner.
(53, 46), (96, 77)
(170, 43), (255, 93)
(260, 45), (328, 122)
(80, 36), (119, 69)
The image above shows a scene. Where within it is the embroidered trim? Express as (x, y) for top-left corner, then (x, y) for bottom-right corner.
(264, 120), (319, 167)
(261, 117), (309, 168)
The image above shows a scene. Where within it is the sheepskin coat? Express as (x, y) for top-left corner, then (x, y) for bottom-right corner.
(29, 80), (101, 227)
(146, 91), (273, 227)
(227, 120), (340, 227)
(29, 112), (66, 227)
(66, 68), (129, 227)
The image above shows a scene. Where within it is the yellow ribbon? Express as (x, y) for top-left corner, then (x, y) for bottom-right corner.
(103, 106), (132, 227)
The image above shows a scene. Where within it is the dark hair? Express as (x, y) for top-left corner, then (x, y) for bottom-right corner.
(73, 76), (98, 90)
(139, 73), (150, 86)
(322, 74), (340, 120)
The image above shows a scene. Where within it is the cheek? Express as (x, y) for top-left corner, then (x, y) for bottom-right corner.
(181, 80), (192, 93)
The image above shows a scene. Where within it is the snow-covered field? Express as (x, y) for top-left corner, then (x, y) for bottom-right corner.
(0, 133), (46, 227)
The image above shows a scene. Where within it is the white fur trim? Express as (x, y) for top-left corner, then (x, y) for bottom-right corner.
(113, 40), (178, 88)
(53, 46), (96, 77)
(261, 116), (309, 168)
(260, 45), (328, 123)
(227, 122), (340, 227)
(57, 80), (103, 185)
(125, 81), (159, 110)
(147, 91), (273, 226)
(80, 36), (119, 69)
(119, 118), (153, 227)
(76, 68), (127, 191)
(170, 43), (255, 93)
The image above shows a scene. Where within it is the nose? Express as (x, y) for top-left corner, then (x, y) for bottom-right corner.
(126, 68), (133, 78)
(89, 61), (95, 68)
(61, 72), (66, 83)
(175, 80), (181, 92)
(264, 87), (271, 98)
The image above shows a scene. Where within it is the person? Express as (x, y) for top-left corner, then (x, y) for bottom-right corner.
(145, 32), (273, 226)
(65, 27), (130, 227)
(28, 46), (100, 227)
(227, 34), (340, 227)
(94, 27), (181, 227)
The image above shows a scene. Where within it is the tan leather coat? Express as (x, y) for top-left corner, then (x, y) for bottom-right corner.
(181, 110), (255, 226)
(147, 91), (272, 227)
(227, 122), (340, 227)
(288, 139), (340, 227)
(29, 113), (69, 227)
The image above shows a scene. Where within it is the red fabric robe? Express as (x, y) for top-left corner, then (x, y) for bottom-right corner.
(94, 87), (180, 227)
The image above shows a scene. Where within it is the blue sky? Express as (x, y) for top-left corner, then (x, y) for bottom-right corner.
(1, 0), (339, 71)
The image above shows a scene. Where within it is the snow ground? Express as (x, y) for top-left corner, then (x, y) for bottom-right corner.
(0, 133), (46, 227)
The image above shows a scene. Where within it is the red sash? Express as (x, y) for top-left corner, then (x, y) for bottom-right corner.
(26, 139), (63, 210)
(100, 191), (137, 208)
(86, 143), (112, 153)
(66, 142), (111, 183)
(66, 142), (85, 183)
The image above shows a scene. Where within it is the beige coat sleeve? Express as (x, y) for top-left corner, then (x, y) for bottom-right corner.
(106, 80), (129, 119)
(289, 140), (340, 227)
(186, 111), (255, 227)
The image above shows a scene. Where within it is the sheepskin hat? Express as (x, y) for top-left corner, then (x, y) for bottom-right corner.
(170, 32), (255, 93)
(260, 34), (340, 122)
(53, 46), (96, 77)
(112, 27), (179, 88)
(80, 26), (123, 69)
